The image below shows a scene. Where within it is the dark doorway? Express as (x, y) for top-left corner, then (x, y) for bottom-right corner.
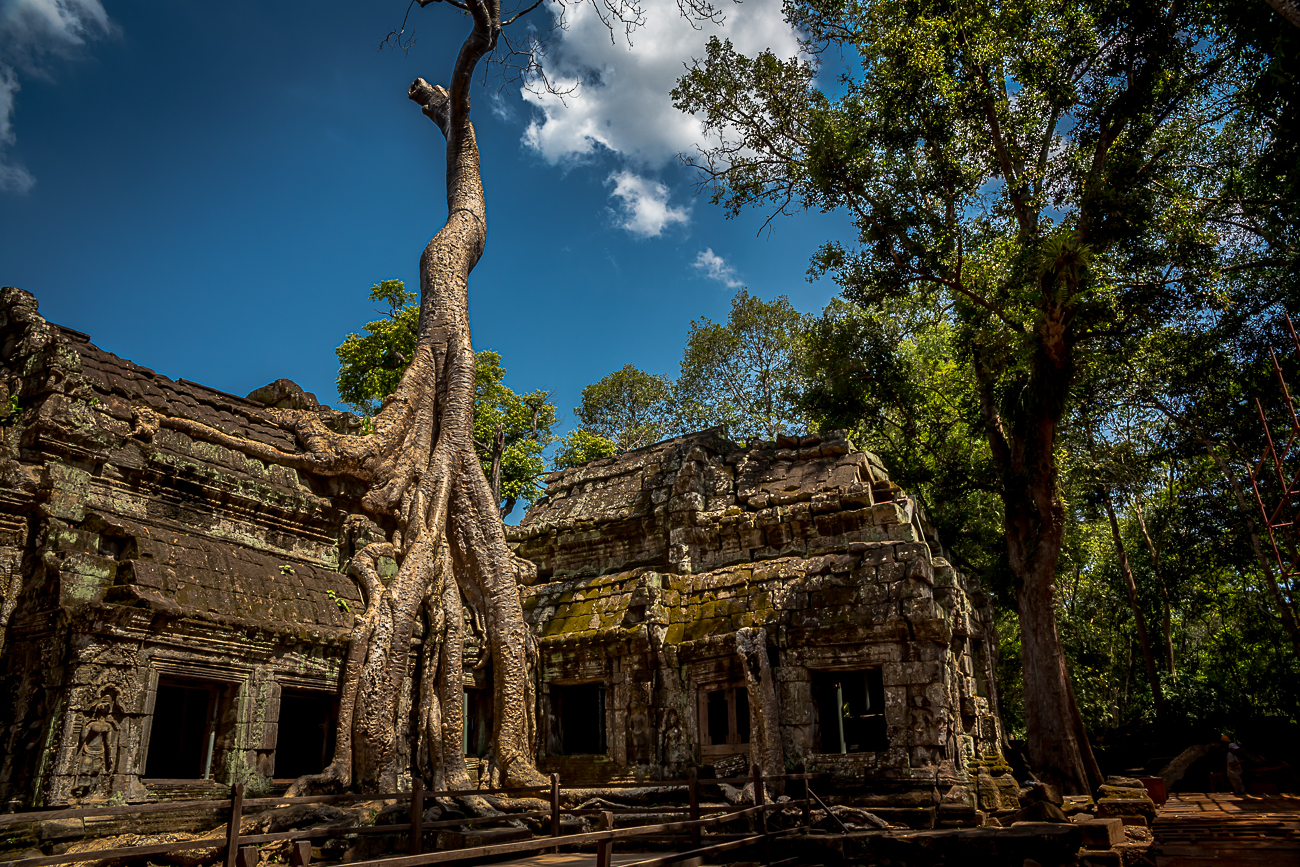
(145, 680), (221, 779)
(700, 685), (750, 759)
(812, 668), (888, 753)
(552, 683), (606, 756)
(274, 691), (338, 779)
(463, 688), (493, 758)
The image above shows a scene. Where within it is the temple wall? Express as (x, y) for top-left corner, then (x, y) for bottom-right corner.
(512, 430), (1005, 801)
(0, 288), (358, 806)
(0, 286), (1008, 814)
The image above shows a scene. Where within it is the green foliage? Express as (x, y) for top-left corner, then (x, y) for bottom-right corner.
(335, 280), (419, 417)
(473, 350), (559, 515)
(572, 364), (675, 454)
(674, 0), (1299, 754)
(671, 0), (1274, 413)
(334, 280), (558, 514)
(325, 589), (350, 613)
(675, 290), (809, 442)
(799, 298), (1007, 583)
(553, 428), (620, 470)
(278, 565), (295, 575)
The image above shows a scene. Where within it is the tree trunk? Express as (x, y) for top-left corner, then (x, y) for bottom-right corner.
(1005, 480), (1102, 794)
(1100, 487), (1166, 722)
(490, 424), (505, 507)
(974, 314), (1102, 795)
(1265, 0), (1300, 29)
(139, 0), (549, 796)
(1131, 499), (1176, 677)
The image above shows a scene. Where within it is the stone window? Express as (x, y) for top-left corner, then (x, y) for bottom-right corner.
(698, 684), (750, 760)
(144, 679), (232, 779)
(812, 669), (888, 754)
(971, 640), (991, 697)
(550, 683), (606, 756)
(463, 687), (493, 758)
(274, 691), (338, 780)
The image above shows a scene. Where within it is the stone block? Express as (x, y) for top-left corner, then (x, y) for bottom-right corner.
(1094, 796), (1156, 824)
(1075, 818), (1124, 848)
(1104, 775), (1143, 788)
(992, 774), (1021, 809)
(1096, 784), (1149, 799)
(1061, 795), (1095, 816)
(1018, 781), (1063, 806)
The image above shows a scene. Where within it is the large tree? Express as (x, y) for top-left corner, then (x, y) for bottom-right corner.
(568, 364), (676, 453)
(675, 289), (808, 442)
(674, 0), (1284, 791)
(140, 0), (625, 794)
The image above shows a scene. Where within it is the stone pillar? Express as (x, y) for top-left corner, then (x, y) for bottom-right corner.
(735, 627), (782, 779)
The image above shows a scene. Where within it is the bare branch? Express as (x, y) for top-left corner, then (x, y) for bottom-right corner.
(502, 0), (546, 26)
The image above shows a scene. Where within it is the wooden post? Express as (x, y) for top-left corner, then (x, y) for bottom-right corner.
(409, 777), (424, 855)
(236, 846), (260, 867)
(289, 840), (312, 867)
(596, 811), (613, 867)
(550, 773), (561, 839)
(687, 766), (700, 850)
(224, 783), (244, 867)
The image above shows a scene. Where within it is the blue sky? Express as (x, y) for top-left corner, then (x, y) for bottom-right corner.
(0, 0), (852, 444)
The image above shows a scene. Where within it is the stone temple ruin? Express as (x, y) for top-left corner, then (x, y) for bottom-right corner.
(0, 287), (1012, 821)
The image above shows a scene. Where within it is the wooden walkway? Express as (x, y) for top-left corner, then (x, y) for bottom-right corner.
(484, 854), (698, 867)
(1151, 793), (1300, 865)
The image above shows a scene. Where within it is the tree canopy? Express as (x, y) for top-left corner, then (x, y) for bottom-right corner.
(568, 363), (675, 455)
(676, 289), (808, 442)
(673, 0), (1296, 791)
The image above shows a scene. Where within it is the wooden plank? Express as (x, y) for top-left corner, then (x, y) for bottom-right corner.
(550, 774), (561, 842)
(418, 810), (551, 830)
(410, 779), (423, 856)
(240, 792), (406, 808)
(596, 812), (613, 867)
(341, 804), (773, 867)
(0, 800), (232, 827)
(6, 836), (230, 867)
(238, 824), (412, 844)
(566, 808), (694, 815)
(620, 828), (797, 867)
(490, 854), (674, 867)
(224, 784), (244, 867)
(687, 768), (699, 851)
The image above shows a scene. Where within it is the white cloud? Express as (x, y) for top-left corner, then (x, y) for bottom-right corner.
(523, 0), (797, 166)
(693, 248), (742, 287)
(0, 68), (33, 194)
(489, 90), (516, 122)
(520, 0), (798, 234)
(0, 0), (114, 194)
(608, 170), (690, 237)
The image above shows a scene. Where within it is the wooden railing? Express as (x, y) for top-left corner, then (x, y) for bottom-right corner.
(0, 766), (819, 867)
